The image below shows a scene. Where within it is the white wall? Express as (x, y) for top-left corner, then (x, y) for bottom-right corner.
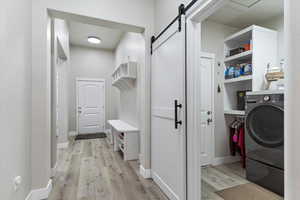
(115, 32), (145, 128)
(51, 18), (70, 169)
(285, 0), (300, 198)
(0, 0), (32, 199)
(32, 0), (154, 189)
(154, 0), (180, 33)
(154, 0), (191, 34)
(69, 45), (118, 131)
(201, 20), (239, 158)
(258, 15), (285, 67)
(114, 32), (145, 158)
(53, 19), (70, 145)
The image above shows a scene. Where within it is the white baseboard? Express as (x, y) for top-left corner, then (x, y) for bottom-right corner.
(69, 131), (77, 137)
(51, 162), (58, 178)
(152, 172), (179, 200)
(57, 142), (69, 149)
(25, 179), (52, 200)
(212, 156), (241, 166)
(105, 129), (113, 145)
(139, 165), (151, 179)
(25, 192), (32, 200)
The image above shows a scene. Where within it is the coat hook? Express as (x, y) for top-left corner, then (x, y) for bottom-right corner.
(217, 84), (221, 93)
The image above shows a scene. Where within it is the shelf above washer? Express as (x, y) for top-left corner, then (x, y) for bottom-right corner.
(224, 110), (245, 116)
(224, 50), (252, 63)
(224, 75), (252, 84)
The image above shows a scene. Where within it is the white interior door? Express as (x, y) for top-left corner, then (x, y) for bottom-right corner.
(77, 79), (105, 134)
(198, 53), (215, 166)
(151, 16), (186, 200)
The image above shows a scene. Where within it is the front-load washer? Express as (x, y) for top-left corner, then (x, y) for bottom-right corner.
(245, 90), (284, 196)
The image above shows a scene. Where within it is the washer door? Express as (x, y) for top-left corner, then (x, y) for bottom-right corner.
(246, 104), (284, 148)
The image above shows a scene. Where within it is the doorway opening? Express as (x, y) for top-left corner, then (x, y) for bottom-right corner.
(187, 0), (285, 199)
(48, 10), (159, 200)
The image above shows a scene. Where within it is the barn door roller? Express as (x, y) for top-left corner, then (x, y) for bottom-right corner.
(150, 0), (199, 54)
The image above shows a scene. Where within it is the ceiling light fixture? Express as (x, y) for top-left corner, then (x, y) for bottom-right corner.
(87, 36), (101, 44)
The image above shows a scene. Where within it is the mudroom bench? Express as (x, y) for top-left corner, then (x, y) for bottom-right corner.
(107, 120), (139, 161)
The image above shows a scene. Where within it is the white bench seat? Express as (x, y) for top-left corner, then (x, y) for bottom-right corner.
(108, 120), (139, 132)
(107, 120), (139, 161)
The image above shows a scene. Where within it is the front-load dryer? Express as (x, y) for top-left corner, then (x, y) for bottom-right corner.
(245, 90), (284, 196)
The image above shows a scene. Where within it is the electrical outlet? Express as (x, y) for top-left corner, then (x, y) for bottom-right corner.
(13, 176), (22, 191)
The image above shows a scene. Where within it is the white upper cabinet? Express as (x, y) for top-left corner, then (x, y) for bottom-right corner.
(112, 61), (137, 90)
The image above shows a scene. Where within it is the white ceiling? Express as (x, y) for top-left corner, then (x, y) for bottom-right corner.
(208, 0), (284, 28)
(69, 21), (125, 50)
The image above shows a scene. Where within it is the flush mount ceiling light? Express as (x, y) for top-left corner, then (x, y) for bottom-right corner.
(87, 36), (101, 44)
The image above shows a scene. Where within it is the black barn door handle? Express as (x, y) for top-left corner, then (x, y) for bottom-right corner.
(175, 100), (182, 129)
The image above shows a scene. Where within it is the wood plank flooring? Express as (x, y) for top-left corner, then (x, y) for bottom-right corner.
(49, 137), (281, 200)
(201, 162), (283, 200)
(48, 138), (169, 200)
(201, 163), (248, 200)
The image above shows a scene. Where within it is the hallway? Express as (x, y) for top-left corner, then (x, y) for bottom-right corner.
(48, 138), (168, 200)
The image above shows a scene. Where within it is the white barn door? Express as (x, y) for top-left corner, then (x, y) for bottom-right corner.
(77, 79), (105, 134)
(151, 16), (186, 200)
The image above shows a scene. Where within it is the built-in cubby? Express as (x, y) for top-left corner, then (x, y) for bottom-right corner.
(112, 61), (137, 90)
(224, 25), (278, 116)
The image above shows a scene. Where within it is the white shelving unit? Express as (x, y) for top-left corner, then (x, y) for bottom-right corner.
(224, 50), (252, 63)
(224, 75), (252, 84)
(112, 61), (137, 90)
(108, 120), (139, 161)
(223, 25), (277, 115)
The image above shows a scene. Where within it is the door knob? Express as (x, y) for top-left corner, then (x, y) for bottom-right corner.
(78, 110), (82, 114)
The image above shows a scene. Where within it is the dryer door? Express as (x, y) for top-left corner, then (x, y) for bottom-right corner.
(246, 104), (284, 148)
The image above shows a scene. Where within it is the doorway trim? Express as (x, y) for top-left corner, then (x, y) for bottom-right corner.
(75, 77), (106, 135)
(186, 0), (291, 199)
(185, 0), (232, 199)
(33, 5), (151, 194)
(199, 52), (216, 166)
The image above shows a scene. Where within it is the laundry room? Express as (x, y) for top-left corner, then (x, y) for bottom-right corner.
(197, 0), (285, 199)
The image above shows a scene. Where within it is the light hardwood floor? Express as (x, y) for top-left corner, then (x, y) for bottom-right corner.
(49, 137), (281, 200)
(201, 162), (283, 200)
(201, 163), (248, 200)
(48, 138), (169, 200)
